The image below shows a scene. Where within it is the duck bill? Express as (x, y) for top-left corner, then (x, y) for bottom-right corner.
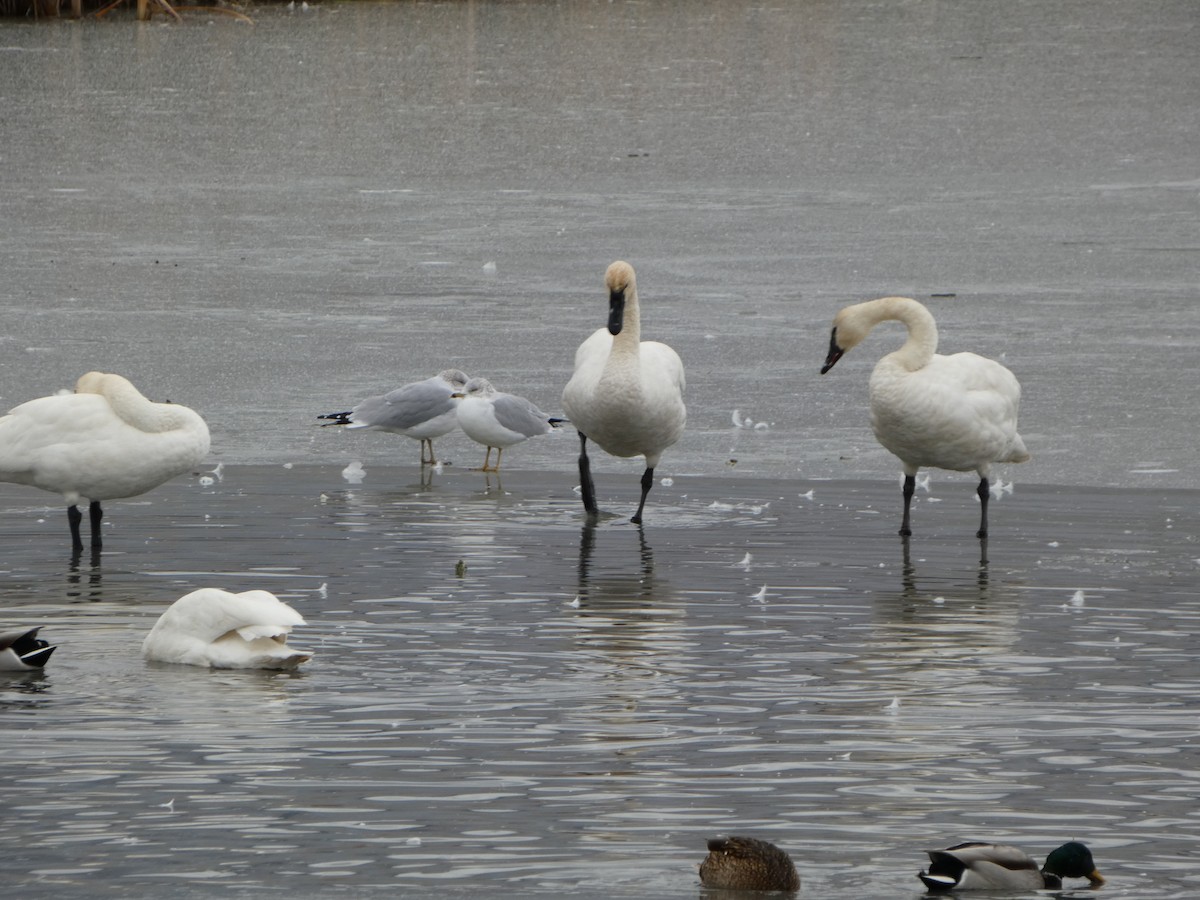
(608, 289), (625, 335)
(820, 329), (844, 374)
(1087, 870), (1106, 887)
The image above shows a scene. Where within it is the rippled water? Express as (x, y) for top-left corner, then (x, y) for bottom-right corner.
(2, 0), (1199, 896)
(3, 468), (1199, 897)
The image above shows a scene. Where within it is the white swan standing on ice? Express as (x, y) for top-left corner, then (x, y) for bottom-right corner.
(142, 588), (311, 670)
(452, 377), (564, 472)
(0, 372), (211, 551)
(318, 369), (469, 466)
(820, 296), (1029, 538)
(562, 261), (686, 524)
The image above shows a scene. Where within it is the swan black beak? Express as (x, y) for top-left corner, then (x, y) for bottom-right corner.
(820, 328), (844, 374)
(608, 288), (626, 335)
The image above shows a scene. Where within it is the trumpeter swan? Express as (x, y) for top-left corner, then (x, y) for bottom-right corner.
(561, 261), (686, 524)
(0, 372), (210, 550)
(451, 377), (563, 472)
(142, 588), (311, 670)
(821, 296), (1029, 537)
(318, 369), (468, 465)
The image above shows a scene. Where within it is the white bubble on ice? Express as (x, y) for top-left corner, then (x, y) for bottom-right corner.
(342, 461), (366, 483)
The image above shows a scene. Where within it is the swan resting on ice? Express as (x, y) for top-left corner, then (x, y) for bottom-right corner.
(142, 588), (311, 670)
(0, 371), (210, 551)
(562, 261), (686, 524)
(821, 296), (1029, 538)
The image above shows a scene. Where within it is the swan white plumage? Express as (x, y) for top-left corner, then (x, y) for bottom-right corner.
(0, 371), (211, 551)
(452, 377), (564, 472)
(0, 626), (56, 671)
(317, 369), (469, 466)
(820, 297), (1029, 538)
(142, 588), (311, 669)
(561, 261), (686, 524)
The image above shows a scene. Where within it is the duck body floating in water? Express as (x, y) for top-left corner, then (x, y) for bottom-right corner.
(918, 840), (1104, 891)
(0, 626), (56, 671)
(821, 297), (1028, 538)
(699, 835), (800, 893)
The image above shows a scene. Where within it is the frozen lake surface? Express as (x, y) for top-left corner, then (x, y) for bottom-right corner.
(1, 0), (1198, 897)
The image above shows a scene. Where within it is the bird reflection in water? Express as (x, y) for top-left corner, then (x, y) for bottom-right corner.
(572, 520), (688, 671)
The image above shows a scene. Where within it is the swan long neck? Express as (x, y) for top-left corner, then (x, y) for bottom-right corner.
(849, 296), (938, 370)
(89, 373), (196, 434)
(612, 281), (642, 354)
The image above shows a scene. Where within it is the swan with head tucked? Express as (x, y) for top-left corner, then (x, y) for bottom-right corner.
(918, 841), (1104, 891)
(142, 588), (311, 670)
(451, 377), (564, 472)
(821, 297), (1029, 538)
(0, 372), (211, 551)
(317, 369), (469, 466)
(561, 261), (686, 524)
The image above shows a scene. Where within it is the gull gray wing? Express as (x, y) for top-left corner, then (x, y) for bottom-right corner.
(491, 393), (553, 438)
(352, 378), (455, 430)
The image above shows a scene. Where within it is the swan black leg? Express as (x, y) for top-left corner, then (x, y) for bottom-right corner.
(976, 476), (989, 539)
(631, 466), (654, 525)
(578, 433), (597, 516)
(89, 501), (104, 548)
(899, 474), (915, 536)
(67, 505), (84, 552)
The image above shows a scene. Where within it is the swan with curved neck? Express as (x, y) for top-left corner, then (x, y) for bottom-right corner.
(562, 261), (686, 524)
(821, 297), (1029, 538)
(0, 371), (211, 551)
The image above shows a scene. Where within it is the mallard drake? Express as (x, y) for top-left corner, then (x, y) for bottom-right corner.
(0, 626), (56, 671)
(918, 840), (1104, 891)
(699, 835), (800, 893)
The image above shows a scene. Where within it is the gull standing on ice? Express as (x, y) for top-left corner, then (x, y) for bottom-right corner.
(0, 371), (210, 551)
(318, 369), (468, 465)
(452, 377), (564, 472)
(561, 261), (686, 524)
(820, 297), (1029, 538)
